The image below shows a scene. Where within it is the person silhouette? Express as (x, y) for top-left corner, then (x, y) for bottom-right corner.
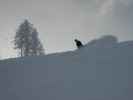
(74, 39), (83, 49)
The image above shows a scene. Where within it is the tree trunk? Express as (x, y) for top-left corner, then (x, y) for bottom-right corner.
(21, 48), (23, 57)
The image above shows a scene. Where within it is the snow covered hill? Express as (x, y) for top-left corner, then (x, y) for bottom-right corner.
(0, 37), (133, 100)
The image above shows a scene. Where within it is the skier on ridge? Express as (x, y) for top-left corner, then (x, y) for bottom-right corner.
(74, 39), (83, 49)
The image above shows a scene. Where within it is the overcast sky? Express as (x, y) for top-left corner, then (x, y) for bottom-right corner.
(0, 0), (133, 58)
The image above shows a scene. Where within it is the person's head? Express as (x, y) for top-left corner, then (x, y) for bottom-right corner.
(74, 39), (79, 42)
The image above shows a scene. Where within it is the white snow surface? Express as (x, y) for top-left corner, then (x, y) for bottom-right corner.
(0, 39), (133, 100)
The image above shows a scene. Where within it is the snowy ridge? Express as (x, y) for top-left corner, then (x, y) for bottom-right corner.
(0, 39), (133, 100)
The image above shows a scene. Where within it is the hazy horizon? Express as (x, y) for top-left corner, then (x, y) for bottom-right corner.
(0, 0), (133, 59)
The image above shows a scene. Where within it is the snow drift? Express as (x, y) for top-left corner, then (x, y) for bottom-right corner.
(0, 36), (133, 100)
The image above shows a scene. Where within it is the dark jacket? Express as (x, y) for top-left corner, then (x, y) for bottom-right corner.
(74, 39), (83, 49)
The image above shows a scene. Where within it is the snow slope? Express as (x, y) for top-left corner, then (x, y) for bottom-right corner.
(0, 38), (133, 100)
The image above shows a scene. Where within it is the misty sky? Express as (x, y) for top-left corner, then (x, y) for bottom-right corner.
(0, 0), (133, 58)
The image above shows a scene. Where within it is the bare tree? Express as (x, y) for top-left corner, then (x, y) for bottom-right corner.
(14, 19), (45, 57)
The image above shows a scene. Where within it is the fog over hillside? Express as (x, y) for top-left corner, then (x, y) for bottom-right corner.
(0, 36), (133, 100)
